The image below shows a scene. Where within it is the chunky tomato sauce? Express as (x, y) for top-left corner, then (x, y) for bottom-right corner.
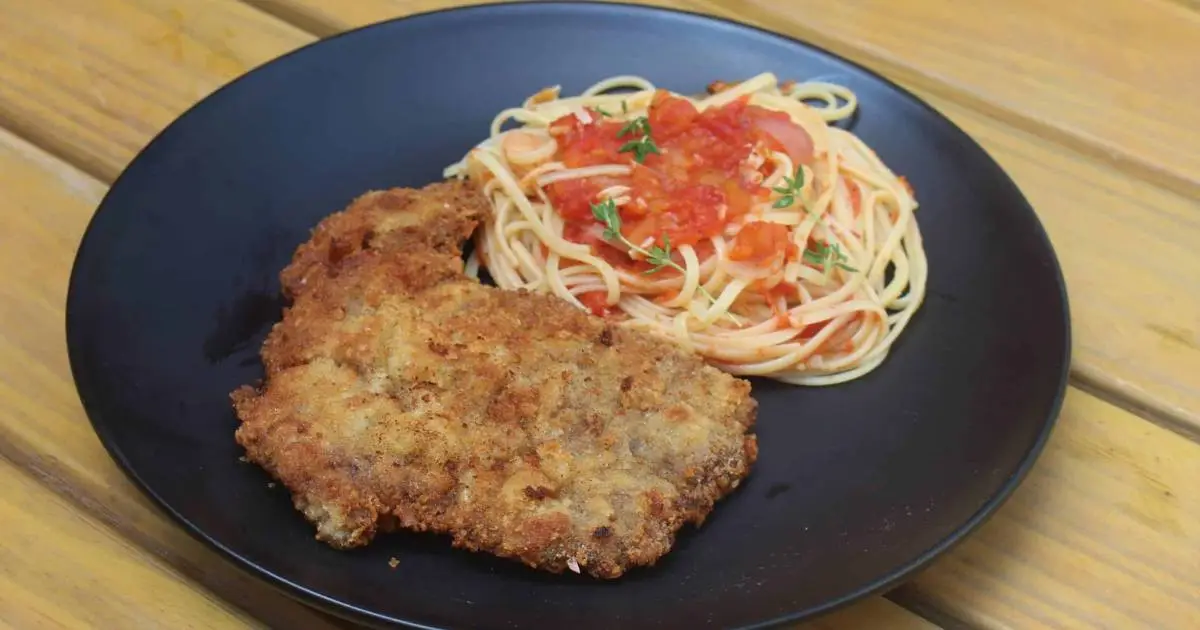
(545, 90), (813, 261)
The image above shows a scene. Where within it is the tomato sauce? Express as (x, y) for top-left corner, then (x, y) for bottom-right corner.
(728, 221), (790, 265)
(577, 291), (613, 317)
(545, 90), (814, 267)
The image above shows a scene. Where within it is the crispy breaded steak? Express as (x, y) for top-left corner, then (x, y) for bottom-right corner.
(232, 181), (758, 578)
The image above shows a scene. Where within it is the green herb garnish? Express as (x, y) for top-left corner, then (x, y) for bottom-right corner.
(592, 197), (623, 241)
(803, 241), (857, 273)
(589, 199), (735, 320)
(613, 115), (659, 164)
(644, 235), (675, 275)
(618, 135), (661, 163)
(771, 165), (807, 209)
(618, 116), (652, 138)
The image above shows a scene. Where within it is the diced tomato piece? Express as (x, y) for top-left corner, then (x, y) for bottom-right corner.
(623, 214), (661, 252)
(722, 179), (755, 218)
(728, 221), (790, 265)
(648, 91), (699, 139)
(548, 112), (582, 136)
(544, 89), (813, 264)
(577, 291), (612, 317)
(629, 163), (664, 197)
(552, 114), (626, 168)
(673, 185), (726, 240)
(546, 178), (603, 221)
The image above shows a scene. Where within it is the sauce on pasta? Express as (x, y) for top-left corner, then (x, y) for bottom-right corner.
(445, 73), (927, 386)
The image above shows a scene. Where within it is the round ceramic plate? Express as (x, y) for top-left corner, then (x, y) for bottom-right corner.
(66, 3), (1070, 628)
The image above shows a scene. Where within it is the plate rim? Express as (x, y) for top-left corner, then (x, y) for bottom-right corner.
(64, 2), (1073, 628)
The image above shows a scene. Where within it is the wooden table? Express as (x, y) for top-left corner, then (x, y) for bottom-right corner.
(0, 0), (1197, 628)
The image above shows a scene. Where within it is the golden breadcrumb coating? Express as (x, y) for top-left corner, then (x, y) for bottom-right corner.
(233, 180), (757, 578)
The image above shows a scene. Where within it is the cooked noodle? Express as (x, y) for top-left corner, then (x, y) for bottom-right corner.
(445, 73), (926, 385)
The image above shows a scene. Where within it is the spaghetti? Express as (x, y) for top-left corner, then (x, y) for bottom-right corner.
(445, 73), (926, 385)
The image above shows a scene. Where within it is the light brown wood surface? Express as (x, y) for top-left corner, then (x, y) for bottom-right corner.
(0, 457), (263, 630)
(0, 0), (310, 182)
(0, 126), (352, 630)
(6, 0), (1198, 436)
(250, 0), (1200, 197)
(0, 0), (1196, 628)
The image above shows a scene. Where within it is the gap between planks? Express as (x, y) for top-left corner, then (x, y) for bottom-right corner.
(1072, 371), (1200, 444)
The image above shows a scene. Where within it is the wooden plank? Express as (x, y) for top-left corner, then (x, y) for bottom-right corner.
(0, 457), (262, 630)
(0, 0), (1196, 627)
(929, 98), (1200, 439)
(0, 118), (923, 629)
(800, 597), (939, 630)
(901, 388), (1200, 629)
(245, 0), (1200, 435)
(7, 0), (1197, 435)
(713, 0), (1200, 197)
(0, 126), (349, 630)
(246, 0), (1200, 196)
(0, 0), (313, 181)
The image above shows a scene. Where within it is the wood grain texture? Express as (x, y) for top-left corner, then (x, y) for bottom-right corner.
(0, 126), (350, 630)
(929, 97), (1200, 439)
(0, 99), (922, 630)
(801, 598), (939, 630)
(0, 458), (261, 630)
(243, 0), (1200, 437)
(245, 0), (1200, 190)
(0, 0), (312, 182)
(901, 388), (1200, 629)
(0, 0), (1196, 628)
(703, 0), (1200, 198)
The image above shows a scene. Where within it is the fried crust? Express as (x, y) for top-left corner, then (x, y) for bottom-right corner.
(279, 181), (488, 298)
(233, 182), (758, 578)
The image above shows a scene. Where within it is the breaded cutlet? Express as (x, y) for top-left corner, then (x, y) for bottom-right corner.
(232, 180), (758, 578)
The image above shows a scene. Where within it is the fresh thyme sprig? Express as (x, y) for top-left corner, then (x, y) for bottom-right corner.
(771, 165), (807, 209)
(617, 116), (652, 138)
(593, 197), (624, 241)
(616, 115), (659, 164)
(803, 241), (857, 273)
(589, 199), (732, 316)
(643, 236), (676, 275)
(618, 136), (661, 163)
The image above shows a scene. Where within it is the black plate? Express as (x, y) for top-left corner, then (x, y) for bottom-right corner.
(66, 3), (1070, 628)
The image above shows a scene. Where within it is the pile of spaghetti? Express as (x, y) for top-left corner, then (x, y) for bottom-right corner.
(445, 72), (926, 385)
